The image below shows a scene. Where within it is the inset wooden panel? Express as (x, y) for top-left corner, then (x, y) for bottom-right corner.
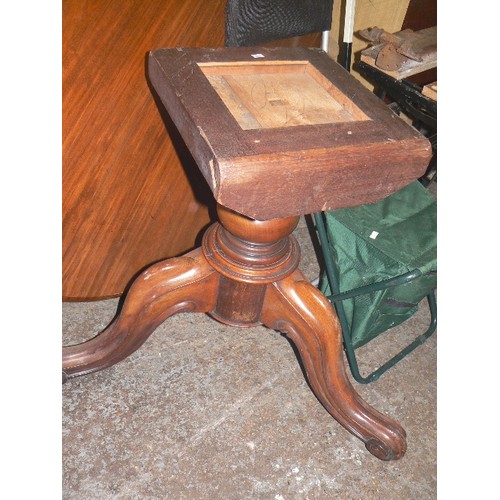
(149, 47), (432, 220)
(199, 61), (369, 129)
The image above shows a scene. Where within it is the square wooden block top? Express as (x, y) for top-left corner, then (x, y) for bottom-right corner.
(148, 47), (431, 220)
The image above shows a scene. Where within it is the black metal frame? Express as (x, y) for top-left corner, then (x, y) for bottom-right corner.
(356, 61), (437, 184)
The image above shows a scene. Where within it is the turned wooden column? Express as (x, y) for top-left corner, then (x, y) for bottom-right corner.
(204, 205), (300, 326)
(63, 47), (431, 461)
(63, 205), (406, 460)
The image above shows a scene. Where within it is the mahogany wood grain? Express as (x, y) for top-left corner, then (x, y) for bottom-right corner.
(63, 1), (320, 300)
(63, 44), (423, 462)
(63, 205), (406, 460)
(62, 248), (218, 379)
(63, 0), (320, 300)
(261, 271), (406, 460)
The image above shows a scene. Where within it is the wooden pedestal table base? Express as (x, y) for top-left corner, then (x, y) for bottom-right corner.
(63, 205), (406, 461)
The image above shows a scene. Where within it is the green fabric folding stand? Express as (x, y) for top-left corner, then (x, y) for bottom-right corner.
(315, 180), (437, 383)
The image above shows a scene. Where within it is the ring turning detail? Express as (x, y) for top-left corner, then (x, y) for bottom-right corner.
(63, 204), (407, 460)
(64, 47), (432, 461)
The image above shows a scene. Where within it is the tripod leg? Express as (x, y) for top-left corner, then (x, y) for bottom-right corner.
(63, 248), (218, 381)
(261, 270), (407, 461)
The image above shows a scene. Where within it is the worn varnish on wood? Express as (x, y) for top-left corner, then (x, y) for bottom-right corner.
(149, 47), (432, 220)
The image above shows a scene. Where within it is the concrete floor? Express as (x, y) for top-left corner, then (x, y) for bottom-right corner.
(62, 212), (436, 499)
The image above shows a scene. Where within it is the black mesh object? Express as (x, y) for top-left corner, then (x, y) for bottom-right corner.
(225, 0), (334, 47)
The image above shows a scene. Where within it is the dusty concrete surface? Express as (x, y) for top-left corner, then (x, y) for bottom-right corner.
(62, 214), (436, 499)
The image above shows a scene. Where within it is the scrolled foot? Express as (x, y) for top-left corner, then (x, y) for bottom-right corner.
(365, 437), (399, 461)
(261, 270), (406, 460)
(63, 248), (218, 380)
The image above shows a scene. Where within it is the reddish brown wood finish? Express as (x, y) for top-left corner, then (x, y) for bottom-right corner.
(63, 206), (406, 460)
(63, 46), (430, 460)
(62, 249), (218, 379)
(63, 0), (220, 299)
(148, 47), (432, 220)
(62, 1), (321, 300)
(261, 272), (406, 460)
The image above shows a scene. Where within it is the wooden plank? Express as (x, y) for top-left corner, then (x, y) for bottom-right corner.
(422, 81), (437, 101)
(62, 0), (225, 299)
(329, 0), (411, 82)
(360, 27), (437, 80)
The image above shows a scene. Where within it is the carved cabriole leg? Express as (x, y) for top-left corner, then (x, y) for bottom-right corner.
(63, 205), (407, 461)
(261, 270), (407, 461)
(62, 248), (218, 381)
